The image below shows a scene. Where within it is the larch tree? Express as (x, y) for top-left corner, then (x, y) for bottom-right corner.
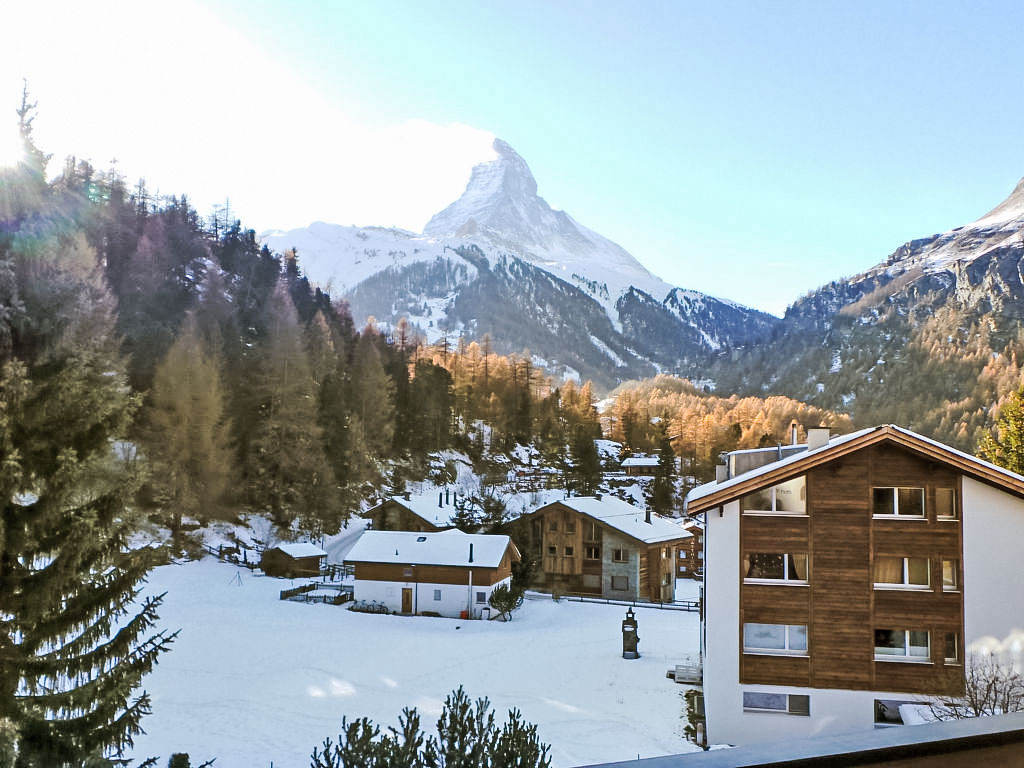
(0, 101), (174, 762)
(978, 385), (1024, 475)
(143, 312), (235, 532)
(247, 281), (339, 534)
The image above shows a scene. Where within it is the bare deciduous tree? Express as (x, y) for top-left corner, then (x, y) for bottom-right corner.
(927, 654), (1024, 720)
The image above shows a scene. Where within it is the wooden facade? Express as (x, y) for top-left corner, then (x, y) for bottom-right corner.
(514, 500), (688, 602)
(735, 443), (965, 695)
(260, 548), (325, 579)
(677, 523), (702, 578)
(364, 498), (448, 533)
(352, 551), (515, 588)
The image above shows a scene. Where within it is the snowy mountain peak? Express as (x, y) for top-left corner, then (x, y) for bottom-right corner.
(973, 176), (1024, 229)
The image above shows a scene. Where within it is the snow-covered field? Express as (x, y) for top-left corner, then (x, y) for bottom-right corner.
(129, 559), (702, 767)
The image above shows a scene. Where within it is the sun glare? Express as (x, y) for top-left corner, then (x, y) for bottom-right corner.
(0, 125), (24, 169)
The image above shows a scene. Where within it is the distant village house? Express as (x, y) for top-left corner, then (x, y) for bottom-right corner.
(364, 489), (461, 532)
(260, 542), (327, 578)
(344, 530), (520, 619)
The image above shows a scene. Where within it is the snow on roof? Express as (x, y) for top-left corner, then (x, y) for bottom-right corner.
(385, 491), (462, 527)
(345, 530), (514, 568)
(621, 457), (660, 467)
(551, 496), (689, 544)
(685, 424), (1024, 509)
(271, 542), (327, 559)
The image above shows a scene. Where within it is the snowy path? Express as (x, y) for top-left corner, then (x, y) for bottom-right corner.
(129, 560), (702, 767)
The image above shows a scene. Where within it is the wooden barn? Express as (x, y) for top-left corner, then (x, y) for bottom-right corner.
(364, 489), (462, 532)
(344, 530), (520, 619)
(260, 542), (327, 578)
(513, 496), (690, 602)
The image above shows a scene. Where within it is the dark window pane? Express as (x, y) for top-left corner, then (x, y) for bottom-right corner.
(745, 553), (785, 579)
(743, 692), (786, 711)
(936, 488), (957, 518)
(898, 488), (924, 516)
(873, 488), (895, 516)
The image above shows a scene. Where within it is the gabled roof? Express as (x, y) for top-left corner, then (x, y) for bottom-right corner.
(271, 542), (327, 559)
(534, 496), (690, 544)
(369, 491), (461, 528)
(345, 530), (518, 568)
(622, 456), (660, 467)
(685, 424), (1024, 516)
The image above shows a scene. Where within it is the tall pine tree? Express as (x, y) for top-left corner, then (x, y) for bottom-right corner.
(0, 99), (174, 762)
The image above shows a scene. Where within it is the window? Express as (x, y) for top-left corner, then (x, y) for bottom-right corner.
(610, 575), (629, 591)
(476, 591), (486, 604)
(873, 557), (930, 589)
(549, 520), (558, 531)
(585, 545), (600, 560)
(944, 632), (959, 663)
(743, 623), (808, 655)
(583, 521), (599, 540)
(942, 559), (959, 591)
(433, 589), (442, 601)
(662, 547), (669, 559)
(566, 521), (576, 533)
(935, 488), (957, 519)
(743, 692), (810, 716)
(564, 546), (574, 557)
(744, 553), (809, 583)
(402, 567), (414, 578)
(547, 545), (556, 555)
(612, 549), (628, 563)
(741, 476), (806, 515)
(663, 574), (672, 586)
(873, 488), (925, 518)
(875, 699), (918, 726)
(875, 629), (930, 661)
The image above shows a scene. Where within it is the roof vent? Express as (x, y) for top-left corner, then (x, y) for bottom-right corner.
(416, 536), (427, 542)
(807, 427), (831, 451)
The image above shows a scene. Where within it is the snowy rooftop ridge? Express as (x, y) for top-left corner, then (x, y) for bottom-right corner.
(345, 530), (514, 568)
(552, 496), (690, 543)
(384, 490), (463, 528)
(272, 542), (327, 558)
(685, 423), (1024, 509)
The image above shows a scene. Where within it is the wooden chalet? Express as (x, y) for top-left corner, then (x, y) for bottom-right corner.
(344, 530), (520, 619)
(621, 456), (660, 477)
(364, 489), (461, 532)
(260, 542), (326, 578)
(686, 424), (1024, 747)
(514, 496), (690, 602)
(676, 520), (702, 578)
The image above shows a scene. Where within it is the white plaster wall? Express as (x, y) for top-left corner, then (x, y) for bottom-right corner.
(715, 684), (929, 745)
(353, 577), (510, 619)
(702, 499), (740, 746)
(962, 477), (1024, 646)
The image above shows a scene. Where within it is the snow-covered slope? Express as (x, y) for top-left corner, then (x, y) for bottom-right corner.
(423, 139), (675, 324)
(260, 138), (780, 387)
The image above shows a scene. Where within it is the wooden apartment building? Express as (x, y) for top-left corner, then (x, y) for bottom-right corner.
(685, 425), (1024, 746)
(514, 496), (690, 602)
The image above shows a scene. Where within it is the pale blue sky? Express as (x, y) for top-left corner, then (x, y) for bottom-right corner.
(5, 1), (1024, 316)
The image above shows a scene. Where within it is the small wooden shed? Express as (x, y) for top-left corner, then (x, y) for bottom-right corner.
(260, 542), (327, 578)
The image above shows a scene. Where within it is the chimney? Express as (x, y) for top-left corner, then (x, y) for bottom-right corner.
(716, 464), (728, 483)
(594, 493), (602, 501)
(404, 491), (411, 501)
(445, 488), (450, 505)
(645, 508), (652, 524)
(791, 421), (799, 446)
(469, 543), (474, 563)
(807, 427), (831, 451)
(438, 492), (443, 508)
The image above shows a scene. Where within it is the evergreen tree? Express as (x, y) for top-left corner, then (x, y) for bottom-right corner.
(569, 427), (601, 496)
(348, 330), (396, 457)
(143, 313), (235, 532)
(246, 281), (339, 534)
(0, 109), (175, 760)
(651, 423), (677, 516)
(978, 385), (1024, 474)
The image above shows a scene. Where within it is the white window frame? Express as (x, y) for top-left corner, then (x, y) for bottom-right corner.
(874, 629), (930, 662)
(744, 552), (809, 584)
(612, 548), (628, 563)
(742, 476), (807, 516)
(873, 556), (930, 590)
(433, 589), (442, 601)
(743, 623), (808, 656)
(872, 487), (925, 519)
(475, 591), (486, 604)
(743, 691), (810, 716)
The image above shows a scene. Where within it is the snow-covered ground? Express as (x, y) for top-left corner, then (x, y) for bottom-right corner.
(128, 559), (702, 767)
